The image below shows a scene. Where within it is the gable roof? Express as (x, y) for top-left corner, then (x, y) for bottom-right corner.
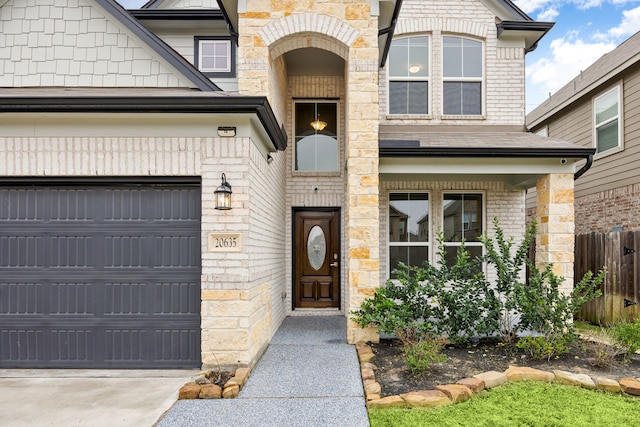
(527, 31), (640, 127)
(96, 0), (221, 91)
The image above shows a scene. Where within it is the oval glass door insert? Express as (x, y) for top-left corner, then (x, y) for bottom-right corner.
(307, 225), (326, 271)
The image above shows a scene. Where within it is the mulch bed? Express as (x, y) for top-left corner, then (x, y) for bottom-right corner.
(372, 338), (640, 397)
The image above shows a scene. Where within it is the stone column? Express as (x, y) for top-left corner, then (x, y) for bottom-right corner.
(345, 11), (381, 344)
(535, 173), (575, 295)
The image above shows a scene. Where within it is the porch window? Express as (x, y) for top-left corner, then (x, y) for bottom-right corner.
(388, 36), (430, 115)
(443, 36), (483, 115)
(388, 193), (430, 278)
(442, 193), (483, 268)
(294, 102), (339, 172)
(194, 37), (235, 77)
(594, 85), (621, 154)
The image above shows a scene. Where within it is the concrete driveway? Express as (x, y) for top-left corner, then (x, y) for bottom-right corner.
(0, 369), (198, 427)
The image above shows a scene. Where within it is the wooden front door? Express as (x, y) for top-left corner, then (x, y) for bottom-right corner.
(294, 209), (340, 308)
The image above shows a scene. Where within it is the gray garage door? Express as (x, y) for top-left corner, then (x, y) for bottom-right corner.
(0, 181), (201, 368)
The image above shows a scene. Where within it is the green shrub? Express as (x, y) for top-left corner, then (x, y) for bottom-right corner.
(479, 218), (536, 343)
(515, 335), (571, 360)
(610, 319), (640, 355)
(403, 337), (447, 375)
(517, 263), (604, 344)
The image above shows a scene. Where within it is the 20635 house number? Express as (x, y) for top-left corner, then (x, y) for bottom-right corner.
(208, 233), (242, 252)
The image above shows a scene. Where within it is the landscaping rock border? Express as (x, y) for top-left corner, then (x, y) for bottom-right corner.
(178, 367), (251, 400)
(354, 341), (640, 409)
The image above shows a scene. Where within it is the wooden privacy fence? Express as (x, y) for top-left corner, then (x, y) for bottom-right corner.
(575, 231), (640, 324)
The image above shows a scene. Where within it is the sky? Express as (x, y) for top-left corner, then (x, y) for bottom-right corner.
(515, 0), (640, 113)
(117, 1), (640, 113)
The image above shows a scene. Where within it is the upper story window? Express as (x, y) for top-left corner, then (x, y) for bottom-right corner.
(194, 37), (235, 77)
(594, 85), (622, 155)
(294, 101), (338, 172)
(388, 36), (430, 115)
(442, 36), (483, 116)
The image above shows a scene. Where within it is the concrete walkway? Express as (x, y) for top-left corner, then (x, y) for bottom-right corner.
(156, 316), (369, 427)
(0, 369), (197, 427)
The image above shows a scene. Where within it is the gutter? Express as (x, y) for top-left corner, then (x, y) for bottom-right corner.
(0, 95), (288, 151)
(378, 0), (403, 68)
(379, 142), (595, 159)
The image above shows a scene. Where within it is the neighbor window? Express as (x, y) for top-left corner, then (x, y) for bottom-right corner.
(388, 36), (430, 115)
(388, 193), (430, 277)
(294, 102), (338, 172)
(442, 193), (483, 268)
(594, 86), (621, 154)
(443, 36), (483, 115)
(194, 37), (235, 77)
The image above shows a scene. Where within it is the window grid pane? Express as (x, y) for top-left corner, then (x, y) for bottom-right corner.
(389, 193), (430, 277)
(199, 40), (230, 72)
(443, 193), (483, 242)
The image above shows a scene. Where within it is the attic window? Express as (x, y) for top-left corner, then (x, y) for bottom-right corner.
(195, 37), (235, 77)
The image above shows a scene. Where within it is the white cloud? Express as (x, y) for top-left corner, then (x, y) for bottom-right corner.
(526, 35), (615, 110)
(537, 7), (559, 21)
(608, 6), (640, 37)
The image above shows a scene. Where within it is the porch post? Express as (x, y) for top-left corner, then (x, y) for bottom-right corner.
(345, 8), (381, 344)
(535, 173), (575, 296)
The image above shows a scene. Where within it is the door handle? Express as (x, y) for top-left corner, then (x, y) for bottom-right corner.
(330, 262), (339, 268)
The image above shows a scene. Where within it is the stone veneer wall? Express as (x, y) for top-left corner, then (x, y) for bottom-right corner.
(236, 1), (381, 343)
(535, 174), (575, 292)
(378, 0), (525, 125)
(0, 131), (286, 369)
(380, 180), (526, 286)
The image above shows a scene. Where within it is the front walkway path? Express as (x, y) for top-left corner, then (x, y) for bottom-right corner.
(156, 316), (369, 427)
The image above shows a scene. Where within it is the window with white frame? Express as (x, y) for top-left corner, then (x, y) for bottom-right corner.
(594, 86), (621, 154)
(195, 37), (234, 77)
(294, 101), (339, 172)
(442, 193), (483, 268)
(388, 193), (430, 278)
(388, 36), (430, 115)
(443, 36), (483, 115)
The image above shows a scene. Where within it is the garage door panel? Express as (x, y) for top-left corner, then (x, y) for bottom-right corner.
(0, 282), (44, 315)
(0, 236), (45, 268)
(0, 329), (44, 361)
(0, 183), (201, 368)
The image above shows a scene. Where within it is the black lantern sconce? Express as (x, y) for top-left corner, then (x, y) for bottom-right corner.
(214, 173), (232, 210)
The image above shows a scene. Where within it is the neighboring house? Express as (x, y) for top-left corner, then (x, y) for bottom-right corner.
(526, 31), (640, 323)
(0, 0), (592, 370)
(527, 31), (640, 235)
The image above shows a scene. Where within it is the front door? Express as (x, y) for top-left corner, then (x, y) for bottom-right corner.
(294, 209), (340, 308)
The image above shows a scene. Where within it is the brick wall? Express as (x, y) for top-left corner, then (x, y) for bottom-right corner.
(0, 124), (287, 368)
(378, 0), (526, 125)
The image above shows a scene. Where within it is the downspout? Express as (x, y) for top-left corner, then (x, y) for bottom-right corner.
(574, 154), (593, 180)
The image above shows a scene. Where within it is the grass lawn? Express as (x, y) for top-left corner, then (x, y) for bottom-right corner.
(368, 381), (640, 427)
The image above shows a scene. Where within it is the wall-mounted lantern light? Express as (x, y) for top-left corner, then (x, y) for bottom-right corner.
(214, 173), (232, 210)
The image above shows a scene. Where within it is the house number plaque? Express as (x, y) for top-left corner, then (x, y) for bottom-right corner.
(208, 233), (242, 252)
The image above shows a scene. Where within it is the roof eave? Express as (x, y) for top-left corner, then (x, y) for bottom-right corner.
(379, 144), (595, 159)
(0, 95), (287, 151)
(497, 21), (554, 53)
(379, 0), (403, 68)
(128, 9), (225, 20)
(96, 0), (222, 91)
